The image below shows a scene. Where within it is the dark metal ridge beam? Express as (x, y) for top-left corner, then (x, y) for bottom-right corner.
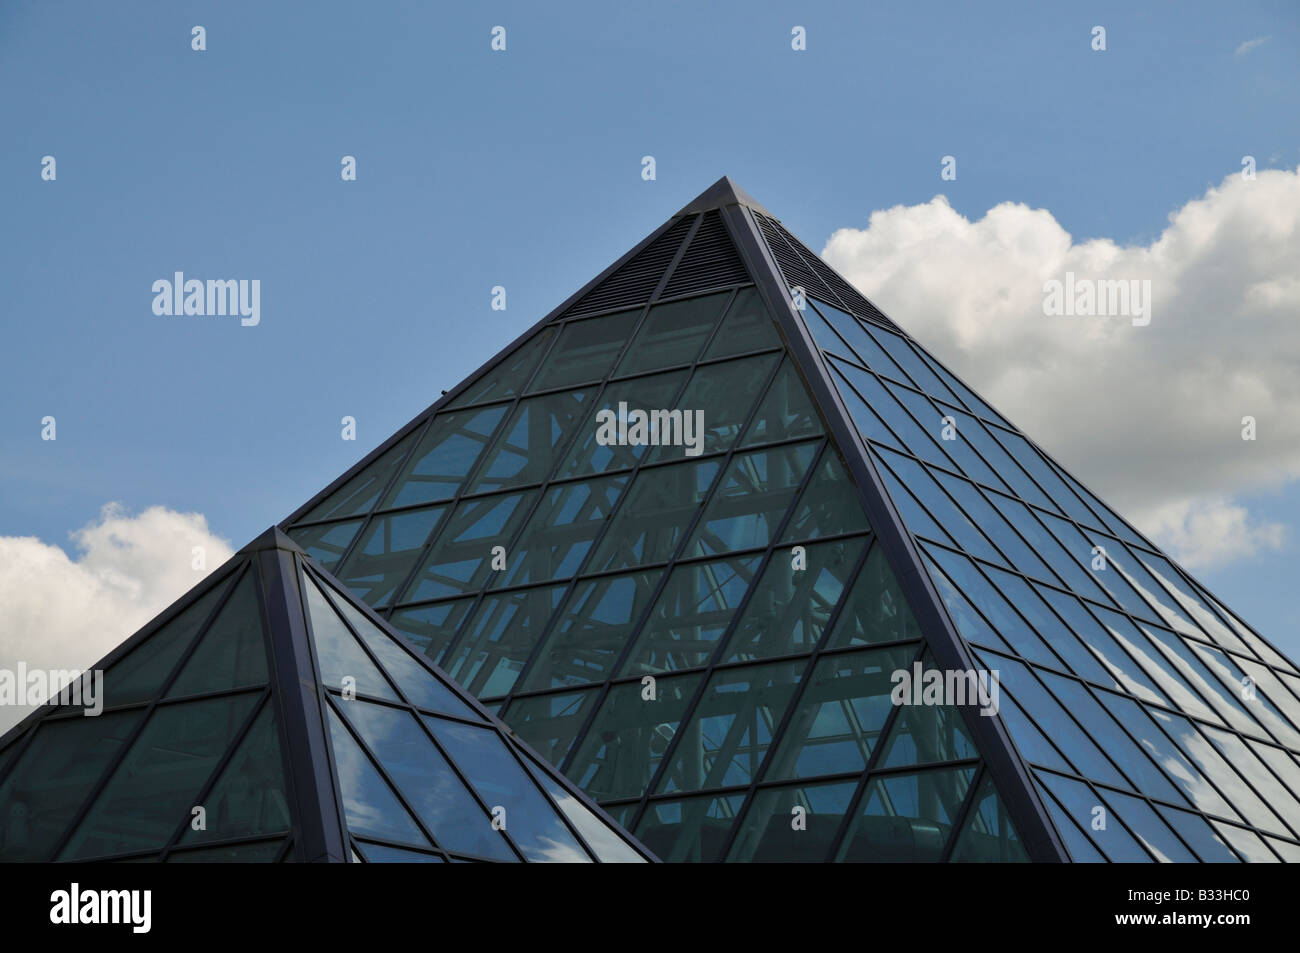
(720, 201), (1069, 863)
(258, 545), (349, 863)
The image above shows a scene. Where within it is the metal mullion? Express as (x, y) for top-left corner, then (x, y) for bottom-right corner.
(274, 837), (294, 862)
(313, 414), (440, 576)
(157, 687), (272, 859)
(937, 763), (987, 864)
(378, 322), (566, 624)
(741, 536), (883, 799)
(1030, 765), (1169, 863)
(492, 736), (607, 863)
(554, 354), (795, 778)
(307, 566), (415, 705)
(322, 691), (519, 860)
(628, 435), (831, 822)
(812, 641), (928, 863)
(46, 562), (248, 861)
(80, 831), (291, 865)
(352, 835), (448, 862)
(490, 299), (747, 720)
(972, 643), (1285, 851)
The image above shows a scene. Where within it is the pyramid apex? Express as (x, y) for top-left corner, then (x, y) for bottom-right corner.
(238, 525), (305, 556)
(676, 175), (771, 216)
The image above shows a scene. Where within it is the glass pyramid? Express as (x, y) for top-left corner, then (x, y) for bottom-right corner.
(0, 528), (650, 863)
(279, 176), (1300, 862)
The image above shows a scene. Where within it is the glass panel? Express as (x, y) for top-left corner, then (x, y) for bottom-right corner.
(1199, 726), (1300, 834)
(924, 553), (1019, 657)
(529, 310), (639, 392)
(401, 491), (538, 603)
(465, 389), (592, 494)
(1233, 657), (1300, 745)
(725, 538), (865, 662)
(1137, 551), (1252, 655)
(61, 693), (260, 859)
(921, 545), (1058, 668)
(1148, 709), (1287, 836)
(623, 555), (760, 675)
(838, 766), (975, 861)
(885, 381), (1008, 491)
(518, 750), (647, 862)
(1033, 670), (1183, 805)
(101, 580), (227, 707)
(500, 688), (599, 768)
(985, 494), (1109, 602)
(167, 570), (267, 697)
(496, 476), (628, 588)
(565, 673), (702, 801)
(779, 446), (869, 542)
(634, 793), (744, 862)
(656, 660), (804, 794)
(356, 842), (446, 863)
(320, 577), (477, 718)
(1137, 623), (1270, 739)
(987, 427), (1098, 526)
(949, 775), (1029, 862)
(1155, 804), (1240, 862)
(1211, 821), (1278, 862)
(728, 780), (857, 862)
(827, 544), (923, 648)
(300, 431), (418, 522)
(389, 598), (476, 664)
(685, 442), (817, 557)
(335, 505), (445, 608)
(985, 684), (1073, 773)
(424, 717), (591, 862)
(323, 705), (429, 847)
(443, 585), (568, 698)
(766, 645), (916, 781)
(1039, 789), (1105, 862)
(166, 839), (285, 862)
(982, 566), (1114, 684)
(556, 369), (688, 478)
(915, 348), (1010, 426)
(928, 468), (1049, 578)
(381, 405), (506, 509)
(808, 299), (908, 379)
(1094, 691), (1240, 821)
(863, 325), (963, 406)
(339, 701), (513, 860)
(740, 358), (824, 448)
(448, 327), (556, 408)
(179, 705), (290, 845)
(302, 575), (399, 701)
(836, 362), (954, 469)
(646, 352), (781, 464)
(585, 459), (719, 572)
(521, 571), (662, 691)
(878, 658), (979, 769)
(614, 292), (730, 376)
(0, 710), (142, 861)
(831, 361), (903, 451)
(1034, 584), (1170, 705)
(875, 447), (1005, 566)
(958, 419), (1054, 509)
(1035, 771), (1151, 862)
(701, 287), (781, 360)
(287, 519), (362, 572)
(874, 457), (952, 544)
(993, 657), (1128, 788)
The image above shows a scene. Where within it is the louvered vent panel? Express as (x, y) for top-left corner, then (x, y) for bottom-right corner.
(770, 217), (899, 332)
(660, 210), (751, 299)
(562, 216), (695, 318)
(753, 212), (840, 310)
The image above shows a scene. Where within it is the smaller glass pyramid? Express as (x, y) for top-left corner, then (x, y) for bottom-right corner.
(0, 528), (652, 863)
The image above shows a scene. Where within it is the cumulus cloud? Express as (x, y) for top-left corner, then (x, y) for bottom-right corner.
(0, 504), (233, 733)
(821, 166), (1300, 569)
(1235, 36), (1271, 58)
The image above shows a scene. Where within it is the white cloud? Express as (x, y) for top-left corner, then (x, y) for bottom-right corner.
(821, 166), (1300, 565)
(0, 504), (233, 734)
(1235, 36), (1271, 58)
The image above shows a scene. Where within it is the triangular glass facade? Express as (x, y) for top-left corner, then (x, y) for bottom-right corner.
(280, 182), (1043, 862)
(0, 531), (650, 863)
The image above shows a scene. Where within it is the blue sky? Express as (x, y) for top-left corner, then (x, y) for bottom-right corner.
(1, 1), (1297, 654)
